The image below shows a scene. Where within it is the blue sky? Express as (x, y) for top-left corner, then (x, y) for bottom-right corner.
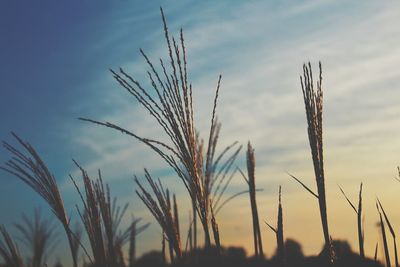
(1, 0), (400, 264)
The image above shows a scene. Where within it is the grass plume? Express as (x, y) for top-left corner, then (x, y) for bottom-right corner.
(14, 209), (57, 267)
(1, 133), (79, 267)
(135, 169), (182, 261)
(291, 62), (333, 262)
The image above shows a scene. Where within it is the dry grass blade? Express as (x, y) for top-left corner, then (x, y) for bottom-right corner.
(214, 189), (263, 216)
(299, 62), (332, 260)
(288, 173), (318, 199)
(1, 133), (79, 267)
(375, 242), (379, 262)
(378, 198), (398, 267)
(396, 166), (400, 182)
(338, 183), (364, 258)
(0, 225), (24, 267)
(246, 142), (263, 257)
(264, 221), (276, 234)
(377, 202), (391, 267)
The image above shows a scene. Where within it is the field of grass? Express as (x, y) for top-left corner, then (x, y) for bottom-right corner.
(0, 7), (398, 267)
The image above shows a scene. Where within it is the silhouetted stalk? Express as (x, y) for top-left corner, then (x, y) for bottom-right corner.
(192, 199), (197, 250)
(395, 166), (400, 182)
(246, 142), (263, 257)
(0, 225), (24, 267)
(129, 221), (136, 267)
(162, 232), (166, 265)
(14, 209), (56, 267)
(302, 62), (330, 253)
(375, 242), (379, 262)
(173, 194), (181, 246)
(377, 202), (391, 267)
(167, 192), (175, 263)
(185, 212), (193, 253)
(276, 187), (285, 266)
(378, 199), (398, 267)
(1, 133), (80, 267)
(338, 183), (364, 258)
(265, 186), (285, 267)
(70, 223), (82, 267)
(292, 62), (333, 261)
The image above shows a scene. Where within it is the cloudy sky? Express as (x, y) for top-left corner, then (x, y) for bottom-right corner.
(1, 0), (400, 264)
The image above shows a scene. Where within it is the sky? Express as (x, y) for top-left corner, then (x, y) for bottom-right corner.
(1, 0), (400, 265)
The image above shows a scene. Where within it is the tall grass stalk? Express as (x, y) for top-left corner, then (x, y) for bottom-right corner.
(378, 199), (398, 267)
(377, 202), (391, 267)
(246, 142), (263, 257)
(338, 183), (364, 258)
(292, 62), (333, 261)
(1, 133), (79, 267)
(265, 186), (285, 266)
